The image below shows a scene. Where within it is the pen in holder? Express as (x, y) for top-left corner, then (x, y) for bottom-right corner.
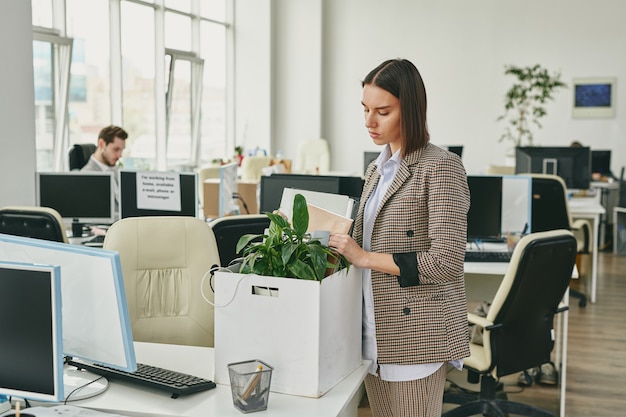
(228, 359), (274, 413)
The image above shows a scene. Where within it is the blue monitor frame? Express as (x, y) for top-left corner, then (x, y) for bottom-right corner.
(0, 234), (136, 373)
(0, 260), (64, 403)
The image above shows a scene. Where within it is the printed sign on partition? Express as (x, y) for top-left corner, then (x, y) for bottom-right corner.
(136, 171), (181, 211)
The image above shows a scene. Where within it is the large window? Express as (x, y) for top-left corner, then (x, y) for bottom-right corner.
(32, 0), (230, 172)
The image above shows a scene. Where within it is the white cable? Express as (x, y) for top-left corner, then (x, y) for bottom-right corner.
(201, 265), (249, 308)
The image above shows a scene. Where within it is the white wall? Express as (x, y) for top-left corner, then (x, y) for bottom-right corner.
(0, 0), (37, 206)
(271, 0), (626, 176)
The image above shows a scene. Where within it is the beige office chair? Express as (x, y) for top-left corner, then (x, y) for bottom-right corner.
(103, 216), (220, 347)
(295, 138), (330, 174)
(443, 229), (577, 417)
(0, 206), (69, 243)
(239, 155), (273, 181)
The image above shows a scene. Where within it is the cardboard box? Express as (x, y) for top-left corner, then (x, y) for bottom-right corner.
(203, 179), (259, 219)
(214, 267), (362, 398)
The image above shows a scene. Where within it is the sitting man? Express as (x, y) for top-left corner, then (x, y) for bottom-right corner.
(81, 125), (128, 217)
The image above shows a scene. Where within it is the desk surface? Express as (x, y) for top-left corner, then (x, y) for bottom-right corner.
(73, 342), (369, 417)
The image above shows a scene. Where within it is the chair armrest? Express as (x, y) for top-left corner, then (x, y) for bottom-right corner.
(467, 312), (493, 328)
(571, 218), (591, 253)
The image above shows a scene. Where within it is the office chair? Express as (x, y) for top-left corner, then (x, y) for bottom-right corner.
(208, 214), (270, 267)
(103, 216), (220, 347)
(443, 229), (577, 417)
(0, 206), (68, 243)
(527, 173), (592, 307)
(295, 138), (330, 174)
(68, 143), (97, 170)
(239, 155), (273, 181)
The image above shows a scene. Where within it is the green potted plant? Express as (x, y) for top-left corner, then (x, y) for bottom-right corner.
(497, 64), (567, 147)
(235, 193), (349, 281)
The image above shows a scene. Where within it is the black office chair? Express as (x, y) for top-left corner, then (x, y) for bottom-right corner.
(443, 229), (577, 417)
(528, 174), (591, 307)
(0, 206), (68, 243)
(208, 214), (270, 267)
(69, 143), (97, 170)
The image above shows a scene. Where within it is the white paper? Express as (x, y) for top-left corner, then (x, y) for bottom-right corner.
(135, 171), (181, 212)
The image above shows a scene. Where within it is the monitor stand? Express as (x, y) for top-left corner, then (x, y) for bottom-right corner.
(71, 220), (85, 238)
(63, 367), (109, 402)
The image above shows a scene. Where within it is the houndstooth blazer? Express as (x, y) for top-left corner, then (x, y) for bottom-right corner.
(353, 142), (471, 365)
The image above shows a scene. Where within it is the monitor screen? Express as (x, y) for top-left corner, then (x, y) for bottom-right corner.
(0, 261), (64, 403)
(591, 150), (611, 177)
(466, 175), (503, 242)
(119, 170), (198, 218)
(515, 146), (592, 189)
(36, 172), (115, 225)
(259, 174), (365, 214)
(501, 175), (532, 236)
(0, 234), (136, 375)
(444, 145), (464, 158)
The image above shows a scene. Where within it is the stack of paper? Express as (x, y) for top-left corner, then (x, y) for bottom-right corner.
(279, 188), (356, 234)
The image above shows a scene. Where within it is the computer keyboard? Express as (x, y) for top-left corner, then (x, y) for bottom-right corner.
(464, 251), (512, 263)
(67, 360), (216, 398)
(81, 234), (106, 247)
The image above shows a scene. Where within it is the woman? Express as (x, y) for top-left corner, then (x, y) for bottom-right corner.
(329, 59), (470, 416)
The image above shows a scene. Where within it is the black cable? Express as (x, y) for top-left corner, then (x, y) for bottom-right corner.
(231, 193), (250, 214)
(62, 371), (106, 404)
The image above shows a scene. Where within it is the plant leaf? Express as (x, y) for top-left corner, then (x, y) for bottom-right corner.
(288, 259), (317, 280)
(236, 233), (265, 253)
(292, 194), (309, 237)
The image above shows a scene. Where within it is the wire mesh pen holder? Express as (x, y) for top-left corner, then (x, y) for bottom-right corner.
(228, 359), (274, 413)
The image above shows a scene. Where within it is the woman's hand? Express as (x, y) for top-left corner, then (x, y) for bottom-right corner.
(329, 233), (367, 268)
(329, 233), (400, 275)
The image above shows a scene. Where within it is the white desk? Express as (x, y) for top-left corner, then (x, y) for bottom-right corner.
(73, 342), (370, 417)
(568, 196), (605, 303)
(463, 261), (571, 417)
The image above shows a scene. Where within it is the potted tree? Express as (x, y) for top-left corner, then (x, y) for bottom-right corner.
(497, 64), (567, 147)
(235, 193), (349, 280)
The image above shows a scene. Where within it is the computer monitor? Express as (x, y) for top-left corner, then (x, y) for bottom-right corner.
(36, 171), (116, 237)
(515, 146), (592, 189)
(363, 151), (380, 174)
(591, 150), (612, 177)
(444, 145), (464, 158)
(501, 175), (532, 236)
(0, 261), (64, 403)
(219, 162), (239, 217)
(466, 175), (503, 242)
(259, 174), (365, 214)
(0, 234), (136, 399)
(119, 170), (198, 218)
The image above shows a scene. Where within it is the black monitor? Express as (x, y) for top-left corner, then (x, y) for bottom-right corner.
(591, 150), (612, 177)
(36, 172), (116, 237)
(363, 151), (380, 174)
(466, 175), (503, 242)
(119, 170), (198, 218)
(515, 146), (592, 189)
(444, 145), (464, 158)
(259, 174), (365, 214)
(0, 260), (64, 403)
